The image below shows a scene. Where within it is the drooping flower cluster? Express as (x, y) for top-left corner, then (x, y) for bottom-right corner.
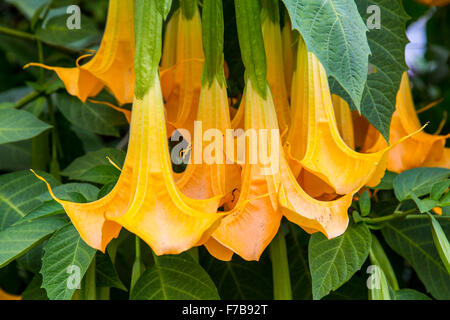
(30, 0), (447, 262)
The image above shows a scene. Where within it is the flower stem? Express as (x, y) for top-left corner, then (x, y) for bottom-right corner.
(361, 208), (417, 224)
(269, 229), (292, 300)
(0, 25), (36, 41)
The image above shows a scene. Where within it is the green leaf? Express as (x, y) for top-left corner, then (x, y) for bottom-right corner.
(309, 223), (372, 300)
(394, 167), (450, 202)
(56, 93), (127, 137)
(0, 109), (51, 144)
(35, 8), (100, 50)
(324, 274), (368, 300)
(394, 289), (431, 300)
(0, 216), (67, 268)
(131, 253), (220, 300)
(382, 218), (450, 300)
(427, 213), (450, 274)
(39, 183), (99, 202)
(202, 251), (273, 300)
(16, 200), (64, 224)
(440, 192), (450, 207)
(431, 180), (450, 201)
(62, 148), (126, 180)
(282, 0), (370, 111)
(373, 171), (398, 190)
(78, 165), (120, 185)
(40, 224), (96, 300)
(356, 0), (409, 140)
(0, 170), (59, 230)
(95, 251), (127, 291)
(410, 194), (438, 214)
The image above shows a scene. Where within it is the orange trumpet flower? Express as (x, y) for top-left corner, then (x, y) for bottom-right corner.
(25, 0), (135, 105)
(364, 72), (449, 172)
(162, 5), (204, 139)
(33, 72), (227, 255)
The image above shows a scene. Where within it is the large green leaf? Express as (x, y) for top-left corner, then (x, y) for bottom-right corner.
(394, 289), (431, 300)
(0, 109), (51, 144)
(282, 0), (370, 111)
(78, 165), (120, 185)
(95, 251), (127, 291)
(202, 251), (273, 300)
(35, 7), (100, 50)
(39, 183), (100, 202)
(40, 224), (96, 300)
(309, 223), (372, 300)
(61, 148), (126, 180)
(393, 167), (450, 201)
(0, 170), (59, 230)
(382, 219), (450, 300)
(56, 93), (127, 137)
(338, 0), (409, 140)
(0, 216), (67, 268)
(131, 253), (220, 300)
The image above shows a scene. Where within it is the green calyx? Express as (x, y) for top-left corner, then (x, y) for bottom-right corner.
(134, 0), (164, 99)
(201, 0), (226, 87)
(181, 0), (197, 20)
(260, 0), (280, 24)
(234, 0), (267, 99)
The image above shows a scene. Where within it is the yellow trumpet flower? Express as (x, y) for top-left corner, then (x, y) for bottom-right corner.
(281, 14), (295, 99)
(162, 5), (204, 139)
(207, 80), (283, 261)
(25, 0), (135, 105)
(33, 72), (227, 254)
(364, 72), (449, 172)
(261, 9), (291, 135)
(286, 38), (408, 195)
(175, 77), (241, 201)
(207, 79), (355, 261)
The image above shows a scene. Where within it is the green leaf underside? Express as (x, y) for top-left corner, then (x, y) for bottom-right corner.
(309, 223), (372, 300)
(0, 216), (67, 268)
(382, 219), (450, 300)
(56, 93), (127, 137)
(358, 0), (409, 140)
(0, 109), (51, 144)
(283, 0), (370, 111)
(61, 148), (125, 180)
(393, 167), (450, 201)
(131, 253), (220, 300)
(41, 224), (96, 300)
